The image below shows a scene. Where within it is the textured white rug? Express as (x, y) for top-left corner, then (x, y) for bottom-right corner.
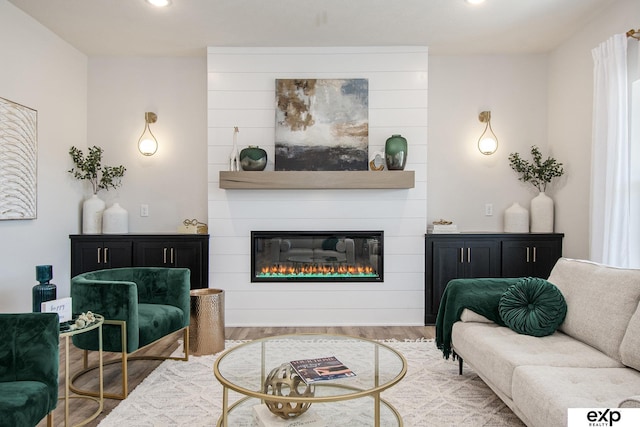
(98, 339), (524, 427)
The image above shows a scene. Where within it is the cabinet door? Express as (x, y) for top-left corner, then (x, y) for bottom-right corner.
(134, 240), (204, 289)
(134, 241), (169, 267)
(464, 240), (500, 278)
(501, 238), (562, 278)
(430, 239), (466, 315)
(172, 241), (204, 289)
(425, 236), (500, 324)
(530, 240), (562, 278)
(501, 240), (531, 277)
(71, 240), (132, 276)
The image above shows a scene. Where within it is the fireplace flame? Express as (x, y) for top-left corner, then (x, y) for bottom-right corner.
(259, 263), (376, 277)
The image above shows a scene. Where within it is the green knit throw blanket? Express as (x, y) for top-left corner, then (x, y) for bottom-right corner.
(435, 278), (522, 359)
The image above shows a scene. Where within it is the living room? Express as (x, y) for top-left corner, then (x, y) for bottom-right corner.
(1, 0), (639, 425)
(1, 0), (637, 318)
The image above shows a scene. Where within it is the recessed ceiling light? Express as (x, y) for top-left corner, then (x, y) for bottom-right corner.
(146, 0), (171, 7)
(465, 0), (486, 4)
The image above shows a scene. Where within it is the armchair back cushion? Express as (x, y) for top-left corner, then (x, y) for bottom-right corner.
(71, 267), (190, 353)
(0, 313), (59, 427)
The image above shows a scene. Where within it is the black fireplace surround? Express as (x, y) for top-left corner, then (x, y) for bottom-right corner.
(251, 231), (383, 282)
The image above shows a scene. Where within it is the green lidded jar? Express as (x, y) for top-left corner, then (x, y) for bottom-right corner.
(239, 146), (267, 171)
(385, 134), (407, 170)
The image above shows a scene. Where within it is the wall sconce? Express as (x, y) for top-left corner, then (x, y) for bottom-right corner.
(477, 111), (498, 155)
(138, 112), (158, 156)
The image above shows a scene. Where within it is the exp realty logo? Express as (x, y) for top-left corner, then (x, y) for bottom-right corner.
(586, 409), (621, 426)
(568, 408), (640, 427)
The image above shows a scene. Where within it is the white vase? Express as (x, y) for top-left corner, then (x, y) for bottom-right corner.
(530, 192), (554, 232)
(504, 202), (529, 233)
(102, 202), (128, 234)
(82, 194), (105, 234)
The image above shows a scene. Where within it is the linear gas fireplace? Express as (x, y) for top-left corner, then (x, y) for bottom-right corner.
(251, 231), (383, 282)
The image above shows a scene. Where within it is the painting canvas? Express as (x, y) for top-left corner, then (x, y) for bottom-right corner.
(0, 97), (37, 220)
(275, 79), (368, 171)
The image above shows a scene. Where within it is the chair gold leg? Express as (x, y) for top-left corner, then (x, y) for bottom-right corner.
(184, 326), (190, 361)
(46, 412), (53, 427)
(120, 320), (128, 398)
(69, 321), (189, 400)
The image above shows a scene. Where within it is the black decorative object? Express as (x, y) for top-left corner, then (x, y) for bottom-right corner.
(32, 265), (56, 312)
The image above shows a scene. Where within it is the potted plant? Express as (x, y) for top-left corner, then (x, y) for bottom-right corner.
(68, 146), (126, 234)
(508, 145), (564, 232)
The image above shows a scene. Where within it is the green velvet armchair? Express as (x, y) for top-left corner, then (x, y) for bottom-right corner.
(0, 312), (59, 427)
(70, 267), (190, 399)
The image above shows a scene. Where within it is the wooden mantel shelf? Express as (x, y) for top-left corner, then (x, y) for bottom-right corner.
(219, 171), (415, 189)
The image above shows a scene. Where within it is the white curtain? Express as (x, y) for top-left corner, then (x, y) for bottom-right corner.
(590, 34), (630, 267)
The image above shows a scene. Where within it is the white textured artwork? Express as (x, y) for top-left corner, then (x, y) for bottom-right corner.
(0, 97), (37, 220)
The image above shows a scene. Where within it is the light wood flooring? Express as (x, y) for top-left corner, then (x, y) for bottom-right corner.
(38, 326), (434, 427)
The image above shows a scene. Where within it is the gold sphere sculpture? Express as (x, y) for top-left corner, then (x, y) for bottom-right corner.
(263, 362), (315, 419)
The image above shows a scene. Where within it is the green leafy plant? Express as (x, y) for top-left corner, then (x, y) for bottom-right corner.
(508, 146), (564, 192)
(68, 146), (126, 194)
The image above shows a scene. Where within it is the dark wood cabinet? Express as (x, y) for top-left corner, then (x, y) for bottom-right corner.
(425, 233), (563, 324)
(70, 234), (210, 289)
(71, 239), (132, 275)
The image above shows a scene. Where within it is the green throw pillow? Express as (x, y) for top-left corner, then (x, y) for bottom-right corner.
(498, 277), (567, 337)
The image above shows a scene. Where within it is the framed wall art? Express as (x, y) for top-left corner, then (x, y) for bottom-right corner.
(0, 97), (37, 220)
(275, 79), (368, 171)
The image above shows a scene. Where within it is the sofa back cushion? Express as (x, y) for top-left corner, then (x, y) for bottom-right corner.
(547, 258), (640, 361)
(620, 303), (640, 370)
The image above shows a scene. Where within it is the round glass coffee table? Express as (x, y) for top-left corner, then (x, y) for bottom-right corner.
(213, 333), (407, 426)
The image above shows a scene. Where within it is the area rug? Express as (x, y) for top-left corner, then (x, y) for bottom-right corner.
(98, 339), (524, 426)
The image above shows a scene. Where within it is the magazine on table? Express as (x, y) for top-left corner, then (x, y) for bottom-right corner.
(289, 356), (356, 384)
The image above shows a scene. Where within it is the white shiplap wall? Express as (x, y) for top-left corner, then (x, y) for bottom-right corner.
(207, 47), (427, 326)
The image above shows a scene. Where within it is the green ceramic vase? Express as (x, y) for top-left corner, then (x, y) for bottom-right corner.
(385, 134), (407, 170)
(239, 146), (267, 171)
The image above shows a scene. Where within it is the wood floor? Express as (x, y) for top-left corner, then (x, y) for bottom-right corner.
(37, 326), (434, 427)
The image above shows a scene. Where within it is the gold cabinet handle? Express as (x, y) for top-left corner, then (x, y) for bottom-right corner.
(459, 248), (464, 263)
(170, 248), (174, 264)
(163, 247), (167, 264)
(533, 247), (537, 263)
(526, 247), (530, 263)
(104, 247), (108, 263)
(97, 248), (101, 264)
(467, 247), (471, 263)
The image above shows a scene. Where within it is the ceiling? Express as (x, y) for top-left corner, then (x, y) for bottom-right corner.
(8, 0), (616, 56)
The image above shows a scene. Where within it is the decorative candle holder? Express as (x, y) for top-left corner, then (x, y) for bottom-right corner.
(32, 265), (57, 312)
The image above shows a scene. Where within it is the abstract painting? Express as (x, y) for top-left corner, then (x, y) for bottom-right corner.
(275, 79), (368, 171)
(0, 97), (37, 220)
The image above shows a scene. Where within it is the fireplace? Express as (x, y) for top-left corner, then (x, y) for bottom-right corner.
(251, 231), (383, 282)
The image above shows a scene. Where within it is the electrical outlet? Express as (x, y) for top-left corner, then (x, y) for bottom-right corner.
(485, 203), (493, 216)
(140, 204), (149, 217)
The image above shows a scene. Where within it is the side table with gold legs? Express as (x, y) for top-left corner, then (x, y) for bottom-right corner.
(59, 314), (104, 427)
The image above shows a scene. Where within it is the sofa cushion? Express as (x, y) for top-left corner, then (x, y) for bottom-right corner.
(512, 366), (640, 427)
(620, 303), (640, 370)
(547, 258), (640, 361)
(452, 322), (623, 400)
(499, 277), (567, 337)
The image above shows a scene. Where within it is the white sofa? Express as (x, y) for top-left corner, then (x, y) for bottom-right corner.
(451, 258), (640, 427)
